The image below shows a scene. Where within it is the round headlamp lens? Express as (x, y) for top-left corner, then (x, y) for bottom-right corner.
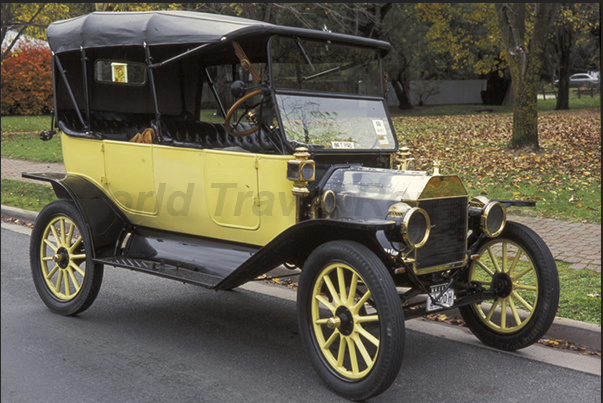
(322, 190), (336, 214)
(402, 207), (430, 248)
(483, 201), (506, 237)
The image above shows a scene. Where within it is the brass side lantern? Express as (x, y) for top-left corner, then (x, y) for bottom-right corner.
(287, 147), (315, 197)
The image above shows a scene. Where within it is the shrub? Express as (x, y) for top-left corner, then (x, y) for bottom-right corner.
(1, 44), (53, 115)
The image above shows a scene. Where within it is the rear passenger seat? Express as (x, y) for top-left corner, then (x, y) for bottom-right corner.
(154, 116), (276, 153)
(57, 110), (277, 153)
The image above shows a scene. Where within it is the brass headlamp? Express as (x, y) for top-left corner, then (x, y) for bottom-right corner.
(469, 196), (506, 238)
(386, 202), (431, 249)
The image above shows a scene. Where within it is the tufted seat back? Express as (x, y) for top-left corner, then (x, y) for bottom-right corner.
(56, 110), (277, 153)
(155, 116), (276, 153)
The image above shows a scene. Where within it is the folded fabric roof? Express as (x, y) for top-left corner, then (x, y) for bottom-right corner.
(47, 10), (390, 56)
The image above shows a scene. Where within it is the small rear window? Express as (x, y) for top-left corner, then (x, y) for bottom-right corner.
(94, 60), (147, 85)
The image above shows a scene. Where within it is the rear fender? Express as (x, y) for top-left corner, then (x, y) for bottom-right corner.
(22, 173), (130, 258)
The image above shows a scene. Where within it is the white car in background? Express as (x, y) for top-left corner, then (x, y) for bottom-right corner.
(555, 73), (600, 88)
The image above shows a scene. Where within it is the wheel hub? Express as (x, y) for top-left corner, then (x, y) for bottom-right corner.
(333, 306), (354, 336)
(491, 272), (513, 298)
(53, 247), (70, 269)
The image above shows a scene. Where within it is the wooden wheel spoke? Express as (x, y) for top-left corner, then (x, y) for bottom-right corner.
(49, 224), (61, 246)
(485, 299), (500, 322)
(59, 219), (66, 245)
(512, 264), (534, 282)
(337, 267), (348, 305)
(63, 271), (71, 297)
(323, 276), (342, 306)
(46, 264), (59, 280)
(44, 237), (58, 253)
(502, 243), (508, 273)
(69, 236), (83, 253)
(352, 333), (373, 368)
(346, 337), (359, 374)
(514, 283), (537, 291)
(353, 290), (372, 314)
(315, 294), (337, 314)
(512, 290), (534, 312)
(336, 336), (347, 367)
(500, 299), (507, 329)
(67, 267), (81, 292)
(356, 325), (380, 347)
(476, 260), (495, 277)
(54, 270), (63, 293)
(70, 262), (85, 276)
(508, 249), (523, 277)
(66, 224), (75, 246)
(347, 272), (358, 306)
(355, 314), (379, 324)
(487, 246), (502, 273)
(508, 297), (522, 327)
(323, 330), (339, 350)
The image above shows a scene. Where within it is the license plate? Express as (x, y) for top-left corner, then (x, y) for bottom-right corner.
(426, 284), (455, 312)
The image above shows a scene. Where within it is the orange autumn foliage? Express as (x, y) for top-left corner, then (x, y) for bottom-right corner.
(1, 44), (53, 115)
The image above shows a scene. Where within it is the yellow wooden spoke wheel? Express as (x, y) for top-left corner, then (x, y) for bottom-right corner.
(30, 201), (104, 316)
(311, 262), (380, 379)
(39, 215), (86, 300)
(460, 222), (559, 351)
(298, 241), (404, 401)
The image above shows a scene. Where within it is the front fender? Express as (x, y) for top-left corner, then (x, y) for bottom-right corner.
(22, 172), (130, 258)
(215, 218), (396, 290)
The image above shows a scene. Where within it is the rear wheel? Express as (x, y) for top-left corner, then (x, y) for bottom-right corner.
(30, 200), (104, 316)
(297, 241), (404, 401)
(460, 222), (559, 350)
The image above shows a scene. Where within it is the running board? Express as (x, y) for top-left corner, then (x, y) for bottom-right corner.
(94, 256), (224, 288)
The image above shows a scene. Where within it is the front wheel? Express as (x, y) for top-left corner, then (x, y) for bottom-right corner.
(460, 221), (559, 350)
(30, 200), (104, 316)
(297, 241), (404, 401)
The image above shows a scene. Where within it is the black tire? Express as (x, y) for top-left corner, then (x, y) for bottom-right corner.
(297, 240), (404, 401)
(459, 221), (559, 351)
(30, 200), (104, 316)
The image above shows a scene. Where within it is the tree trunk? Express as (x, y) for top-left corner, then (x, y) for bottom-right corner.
(496, 3), (559, 150)
(392, 77), (413, 110)
(554, 4), (575, 110)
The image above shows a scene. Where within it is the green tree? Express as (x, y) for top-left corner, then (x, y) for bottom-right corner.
(417, 3), (511, 105)
(548, 3), (600, 110)
(496, 3), (559, 150)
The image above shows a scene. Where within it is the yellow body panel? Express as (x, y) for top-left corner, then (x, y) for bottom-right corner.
(61, 133), (297, 246)
(103, 141), (157, 214)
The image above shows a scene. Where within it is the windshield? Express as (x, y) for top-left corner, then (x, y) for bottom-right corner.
(275, 94), (396, 150)
(270, 36), (395, 151)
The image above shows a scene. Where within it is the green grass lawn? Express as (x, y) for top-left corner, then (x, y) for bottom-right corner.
(556, 261), (601, 326)
(1, 132), (63, 162)
(1, 115), (52, 133)
(1, 179), (57, 212)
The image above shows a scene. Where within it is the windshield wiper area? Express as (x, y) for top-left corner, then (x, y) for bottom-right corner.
(301, 62), (354, 82)
(295, 38), (315, 72)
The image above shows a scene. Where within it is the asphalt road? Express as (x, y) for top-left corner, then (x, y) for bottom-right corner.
(2, 225), (601, 403)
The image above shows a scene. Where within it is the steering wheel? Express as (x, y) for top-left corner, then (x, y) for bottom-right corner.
(224, 89), (263, 137)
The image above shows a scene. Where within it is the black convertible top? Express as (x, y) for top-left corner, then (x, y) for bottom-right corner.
(47, 10), (391, 55)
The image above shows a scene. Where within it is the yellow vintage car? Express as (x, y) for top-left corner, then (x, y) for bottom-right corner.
(26, 11), (560, 401)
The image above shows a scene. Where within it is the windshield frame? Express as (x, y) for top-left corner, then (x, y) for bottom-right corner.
(267, 35), (398, 154)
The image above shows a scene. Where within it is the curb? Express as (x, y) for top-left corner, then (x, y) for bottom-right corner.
(1, 205), (39, 224)
(2, 204), (601, 353)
